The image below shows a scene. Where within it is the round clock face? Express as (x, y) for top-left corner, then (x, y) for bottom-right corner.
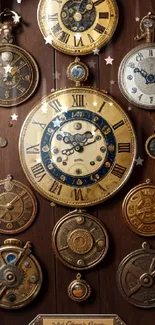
(19, 88), (136, 207)
(0, 45), (39, 107)
(119, 43), (155, 110)
(37, 0), (118, 55)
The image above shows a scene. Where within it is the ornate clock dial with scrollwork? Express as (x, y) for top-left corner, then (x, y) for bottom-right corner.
(37, 0), (118, 55)
(19, 87), (136, 207)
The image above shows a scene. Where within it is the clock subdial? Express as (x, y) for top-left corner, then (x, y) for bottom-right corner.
(50, 120), (107, 177)
(61, 0), (96, 32)
(0, 46), (39, 107)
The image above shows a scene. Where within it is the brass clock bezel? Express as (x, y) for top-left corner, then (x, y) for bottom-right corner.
(118, 42), (155, 110)
(145, 134), (155, 159)
(37, 0), (119, 56)
(0, 44), (39, 107)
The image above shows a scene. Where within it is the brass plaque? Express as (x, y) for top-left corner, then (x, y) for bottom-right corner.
(29, 314), (127, 325)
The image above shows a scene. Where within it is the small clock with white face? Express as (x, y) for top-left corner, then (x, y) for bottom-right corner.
(118, 43), (155, 110)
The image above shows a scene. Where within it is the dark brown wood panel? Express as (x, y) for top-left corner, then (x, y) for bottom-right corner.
(0, 0), (155, 324)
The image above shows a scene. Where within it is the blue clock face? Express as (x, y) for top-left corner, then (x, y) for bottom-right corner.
(41, 109), (116, 187)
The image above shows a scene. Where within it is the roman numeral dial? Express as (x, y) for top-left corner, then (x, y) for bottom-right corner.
(37, 0), (119, 55)
(19, 87), (136, 208)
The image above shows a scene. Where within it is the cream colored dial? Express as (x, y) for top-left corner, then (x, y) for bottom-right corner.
(19, 88), (137, 207)
(37, 0), (118, 55)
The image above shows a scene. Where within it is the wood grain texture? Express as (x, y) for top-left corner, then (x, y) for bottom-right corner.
(0, 0), (155, 324)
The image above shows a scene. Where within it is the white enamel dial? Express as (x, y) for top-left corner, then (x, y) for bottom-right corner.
(118, 43), (155, 109)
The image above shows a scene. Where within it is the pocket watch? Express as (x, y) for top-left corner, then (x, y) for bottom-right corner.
(0, 238), (42, 309)
(0, 174), (37, 234)
(0, 9), (39, 107)
(37, 0), (118, 55)
(68, 273), (91, 302)
(19, 58), (136, 207)
(118, 12), (155, 110)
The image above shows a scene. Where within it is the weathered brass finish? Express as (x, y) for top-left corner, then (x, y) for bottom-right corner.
(29, 314), (127, 325)
(0, 238), (42, 309)
(52, 210), (109, 270)
(122, 179), (155, 236)
(0, 9), (39, 107)
(117, 242), (155, 308)
(0, 175), (37, 234)
(68, 273), (91, 302)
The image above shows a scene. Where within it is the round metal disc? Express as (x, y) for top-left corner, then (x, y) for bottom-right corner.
(122, 180), (155, 236)
(145, 134), (155, 159)
(0, 137), (8, 148)
(0, 239), (42, 309)
(117, 242), (155, 308)
(52, 210), (109, 270)
(0, 178), (37, 234)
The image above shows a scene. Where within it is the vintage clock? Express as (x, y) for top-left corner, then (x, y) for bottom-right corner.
(19, 58), (136, 207)
(0, 9), (39, 107)
(0, 238), (42, 309)
(118, 12), (155, 110)
(37, 0), (118, 55)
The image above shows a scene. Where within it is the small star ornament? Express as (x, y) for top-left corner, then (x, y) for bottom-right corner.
(41, 104), (48, 114)
(93, 48), (100, 55)
(105, 56), (114, 65)
(110, 80), (115, 85)
(53, 118), (61, 128)
(88, 60), (96, 68)
(11, 113), (18, 121)
(128, 106), (132, 111)
(17, 0), (22, 3)
(4, 65), (13, 74)
(135, 17), (140, 22)
(44, 35), (53, 45)
(135, 156), (144, 166)
(53, 71), (61, 80)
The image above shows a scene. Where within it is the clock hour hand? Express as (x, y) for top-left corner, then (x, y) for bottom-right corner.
(134, 67), (155, 84)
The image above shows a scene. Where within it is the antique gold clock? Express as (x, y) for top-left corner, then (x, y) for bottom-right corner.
(37, 0), (118, 55)
(0, 9), (39, 107)
(19, 58), (136, 207)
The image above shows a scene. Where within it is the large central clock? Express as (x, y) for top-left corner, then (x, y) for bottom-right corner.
(19, 88), (136, 207)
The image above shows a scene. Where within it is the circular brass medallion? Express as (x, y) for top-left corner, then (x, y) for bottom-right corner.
(117, 242), (155, 308)
(145, 134), (155, 159)
(0, 175), (37, 234)
(0, 45), (39, 107)
(68, 273), (91, 302)
(0, 238), (42, 309)
(122, 180), (155, 236)
(52, 210), (109, 270)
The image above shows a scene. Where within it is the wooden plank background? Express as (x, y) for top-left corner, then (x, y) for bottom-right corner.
(0, 0), (155, 324)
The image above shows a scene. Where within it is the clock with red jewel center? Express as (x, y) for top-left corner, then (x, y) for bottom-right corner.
(19, 58), (136, 207)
